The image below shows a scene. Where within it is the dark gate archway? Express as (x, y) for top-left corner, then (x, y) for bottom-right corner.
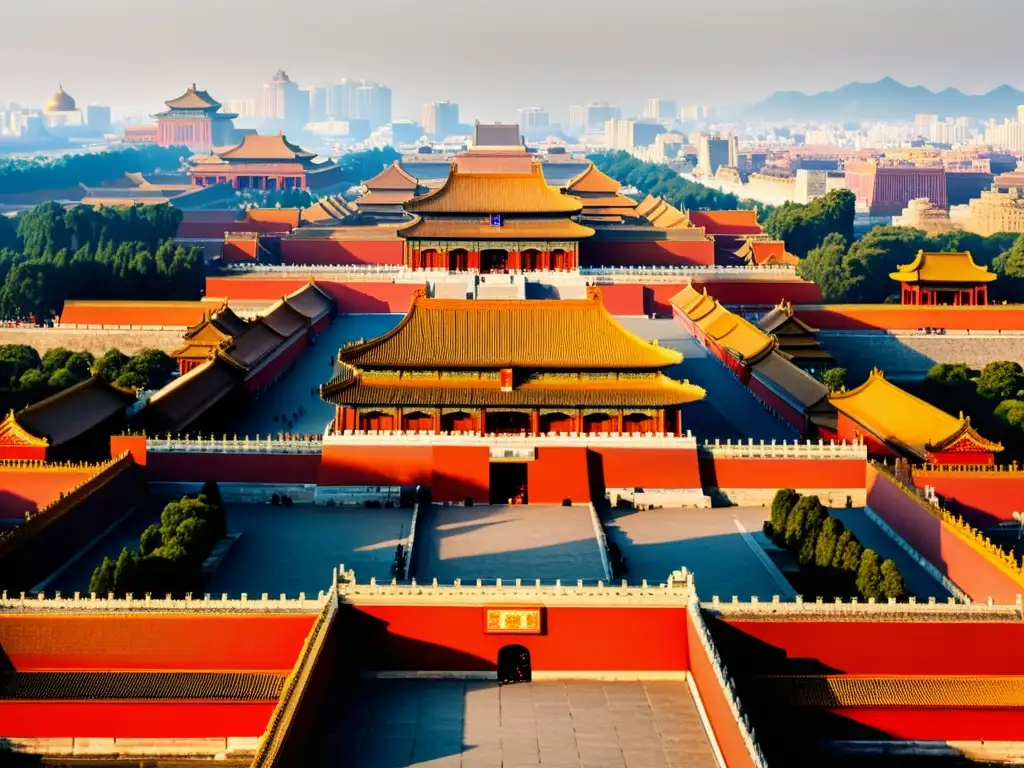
(497, 644), (532, 684)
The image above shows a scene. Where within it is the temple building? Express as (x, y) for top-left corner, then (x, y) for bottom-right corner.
(892, 197), (962, 236)
(352, 161), (427, 220)
(756, 301), (834, 375)
(189, 133), (342, 192)
(828, 369), (1003, 464)
(322, 288), (704, 439)
(890, 250), (996, 305)
(399, 155), (593, 272)
(171, 303), (250, 374)
(562, 164), (641, 224)
(153, 84), (239, 152)
(42, 85), (83, 128)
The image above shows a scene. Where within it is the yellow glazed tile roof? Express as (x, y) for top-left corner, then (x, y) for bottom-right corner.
(669, 287), (774, 363)
(398, 217), (595, 241)
(404, 163), (582, 215)
(829, 368), (1002, 458)
(564, 164), (623, 194)
(363, 161), (419, 191)
(340, 288), (682, 370)
(890, 250), (997, 284)
(753, 675), (1024, 709)
(0, 671), (286, 701)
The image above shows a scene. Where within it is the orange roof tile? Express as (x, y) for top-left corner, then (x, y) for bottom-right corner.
(404, 162), (582, 215)
(363, 161), (420, 191)
(398, 217), (595, 241)
(356, 189), (420, 207)
(0, 671), (286, 701)
(0, 411), (48, 449)
(830, 369), (1003, 459)
(738, 239), (800, 266)
(890, 250), (997, 284)
(340, 288), (682, 370)
(669, 287), (774, 363)
(576, 194), (638, 209)
(565, 164), (623, 195)
(60, 300), (219, 328)
(245, 208), (301, 229)
(217, 133), (315, 162)
(323, 370), (704, 409)
(164, 85), (221, 111)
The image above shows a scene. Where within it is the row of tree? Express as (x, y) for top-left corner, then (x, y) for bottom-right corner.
(0, 145), (189, 196)
(763, 189), (856, 259)
(798, 227), (1024, 304)
(0, 344), (176, 412)
(918, 360), (1024, 457)
(0, 202), (203, 320)
(89, 482), (226, 597)
(765, 490), (907, 601)
(588, 152), (760, 212)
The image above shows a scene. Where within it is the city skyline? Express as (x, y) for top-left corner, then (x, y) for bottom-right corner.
(2, 0), (1022, 121)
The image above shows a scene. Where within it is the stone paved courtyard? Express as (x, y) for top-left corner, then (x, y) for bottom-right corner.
(313, 679), (720, 768)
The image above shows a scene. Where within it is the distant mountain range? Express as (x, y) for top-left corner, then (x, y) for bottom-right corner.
(744, 78), (1024, 123)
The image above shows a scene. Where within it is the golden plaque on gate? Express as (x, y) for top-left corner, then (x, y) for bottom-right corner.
(483, 606), (543, 634)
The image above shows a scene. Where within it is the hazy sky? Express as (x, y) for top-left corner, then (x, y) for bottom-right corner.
(2, 0), (1022, 121)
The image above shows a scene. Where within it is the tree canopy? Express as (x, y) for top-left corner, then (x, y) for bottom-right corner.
(588, 152), (759, 212)
(0, 145), (189, 196)
(763, 189), (856, 259)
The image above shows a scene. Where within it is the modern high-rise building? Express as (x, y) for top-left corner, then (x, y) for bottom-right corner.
(222, 99), (257, 119)
(421, 101), (460, 138)
(678, 105), (708, 122)
(568, 104), (587, 130)
(308, 86), (328, 123)
(585, 102), (620, 133)
(604, 118), (666, 151)
(84, 105), (111, 134)
(327, 79), (356, 120)
(354, 82), (391, 128)
(260, 70), (301, 121)
(644, 99), (677, 123)
(517, 107), (550, 132)
(696, 134), (738, 177)
(1018, 105), (1024, 124)
(845, 160), (948, 215)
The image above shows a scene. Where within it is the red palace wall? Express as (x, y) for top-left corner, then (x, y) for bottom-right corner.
(0, 614), (316, 671)
(644, 281), (822, 317)
(244, 334), (309, 392)
(747, 375), (808, 434)
(833, 413), (900, 460)
(0, 445), (47, 462)
(281, 238), (404, 266)
(913, 471), (1024, 529)
(686, 612), (758, 768)
(592, 446), (702, 490)
(0, 469), (96, 519)
(866, 466), (1024, 603)
(341, 604), (689, 672)
(147, 452), (321, 485)
(793, 304), (1024, 332)
(720, 619), (1024, 675)
(205, 277), (421, 314)
(527, 447), (592, 504)
(223, 237), (259, 263)
(0, 701), (276, 739)
(431, 446), (491, 503)
(598, 284), (646, 316)
(699, 457), (867, 491)
(581, 240), (716, 268)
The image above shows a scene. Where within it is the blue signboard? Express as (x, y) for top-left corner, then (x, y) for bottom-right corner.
(490, 214), (502, 227)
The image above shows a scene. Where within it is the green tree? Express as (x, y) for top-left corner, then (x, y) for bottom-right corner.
(40, 347), (73, 374)
(115, 348), (176, 390)
(0, 344), (41, 386)
(783, 500), (806, 549)
(63, 351), (95, 379)
(976, 361), (1024, 401)
(764, 189), (856, 259)
(769, 489), (799, 539)
(794, 496), (827, 566)
(991, 234), (1024, 301)
(94, 349), (130, 381)
(796, 233), (857, 303)
(880, 559), (908, 600)
(88, 556), (116, 595)
(139, 523), (163, 556)
(112, 547), (139, 595)
(814, 517), (844, 569)
(46, 367), (78, 390)
(821, 367), (847, 393)
(856, 549), (884, 600)
(840, 537), (864, 573)
(831, 530), (853, 570)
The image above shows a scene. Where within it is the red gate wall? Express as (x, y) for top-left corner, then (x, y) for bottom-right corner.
(147, 452), (321, 485)
(912, 470), (1024, 529)
(699, 457), (867, 490)
(866, 466), (1024, 603)
(340, 604), (689, 672)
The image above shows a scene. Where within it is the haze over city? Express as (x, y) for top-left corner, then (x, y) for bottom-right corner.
(2, 0), (1023, 119)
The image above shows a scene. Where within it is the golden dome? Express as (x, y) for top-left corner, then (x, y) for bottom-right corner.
(44, 85), (76, 114)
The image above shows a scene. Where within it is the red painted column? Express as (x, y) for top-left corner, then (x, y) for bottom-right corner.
(479, 409), (487, 435)
(531, 409), (539, 436)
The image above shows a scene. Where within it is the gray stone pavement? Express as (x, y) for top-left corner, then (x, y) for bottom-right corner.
(415, 504), (606, 584)
(228, 314), (403, 437)
(615, 317), (798, 442)
(206, 503), (412, 596)
(602, 506), (795, 601)
(314, 679), (719, 768)
(835, 507), (951, 600)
